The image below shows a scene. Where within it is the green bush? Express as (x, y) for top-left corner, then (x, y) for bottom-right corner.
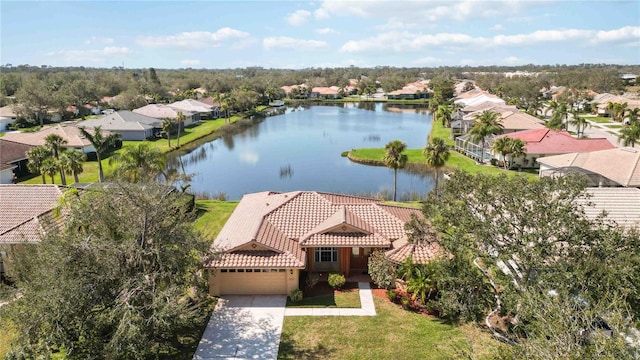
(305, 272), (320, 289)
(368, 250), (396, 289)
(400, 295), (411, 309)
(289, 289), (303, 303)
(327, 272), (346, 289)
(386, 289), (397, 302)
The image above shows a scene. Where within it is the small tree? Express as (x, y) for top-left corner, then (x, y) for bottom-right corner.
(368, 250), (396, 289)
(383, 139), (408, 201)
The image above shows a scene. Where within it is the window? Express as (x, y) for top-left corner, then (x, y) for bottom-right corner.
(314, 247), (338, 262)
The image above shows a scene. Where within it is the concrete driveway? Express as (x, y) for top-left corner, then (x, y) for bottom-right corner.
(193, 295), (287, 360)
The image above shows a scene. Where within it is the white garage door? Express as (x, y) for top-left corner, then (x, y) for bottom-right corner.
(219, 269), (288, 295)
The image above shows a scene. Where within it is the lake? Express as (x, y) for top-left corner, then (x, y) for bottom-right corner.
(167, 102), (435, 200)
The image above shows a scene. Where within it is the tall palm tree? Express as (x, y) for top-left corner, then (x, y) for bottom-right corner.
(161, 117), (174, 148)
(175, 111), (185, 148)
(619, 121), (640, 148)
(44, 133), (68, 185)
(569, 110), (591, 137)
(468, 110), (504, 163)
(383, 140), (408, 202)
(508, 138), (527, 169)
(491, 136), (512, 169)
(26, 145), (53, 184)
(79, 126), (121, 183)
(60, 149), (86, 184)
(544, 100), (559, 118)
(423, 137), (450, 195)
(109, 143), (166, 183)
(40, 157), (59, 184)
(436, 104), (452, 127)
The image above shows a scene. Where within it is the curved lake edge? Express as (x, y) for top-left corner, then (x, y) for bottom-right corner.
(347, 150), (431, 172)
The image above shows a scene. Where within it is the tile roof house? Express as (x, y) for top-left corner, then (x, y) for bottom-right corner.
(0, 184), (65, 274)
(169, 99), (216, 118)
(1, 124), (98, 154)
(454, 93), (505, 107)
(575, 187), (640, 230)
(133, 104), (199, 126)
(205, 191), (440, 295)
(310, 87), (340, 99)
(77, 110), (160, 141)
(0, 140), (33, 184)
(387, 82), (430, 100)
(0, 105), (18, 131)
(490, 129), (615, 169)
(537, 147), (640, 187)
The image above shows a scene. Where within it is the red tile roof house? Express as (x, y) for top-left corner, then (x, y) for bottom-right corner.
(0, 184), (65, 275)
(489, 129), (615, 169)
(205, 191), (440, 296)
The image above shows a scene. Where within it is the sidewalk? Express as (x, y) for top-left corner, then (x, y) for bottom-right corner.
(284, 282), (376, 317)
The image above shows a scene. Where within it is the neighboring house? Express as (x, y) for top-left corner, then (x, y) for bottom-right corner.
(309, 87), (340, 99)
(281, 84), (309, 98)
(575, 187), (640, 230)
(205, 191), (440, 296)
(0, 184), (65, 274)
(0, 140), (33, 184)
(387, 82), (430, 100)
(591, 93), (640, 117)
(0, 105), (18, 131)
(452, 102), (520, 135)
(1, 124), (98, 154)
(133, 104), (198, 126)
(488, 129), (614, 169)
(77, 111), (161, 141)
(454, 93), (505, 107)
(196, 97), (222, 118)
(538, 147), (640, 187)
(170, 99), (216, 119)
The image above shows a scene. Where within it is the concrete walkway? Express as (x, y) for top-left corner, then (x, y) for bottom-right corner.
(284, 282), (376, 316)
(193, 295), (287, 360)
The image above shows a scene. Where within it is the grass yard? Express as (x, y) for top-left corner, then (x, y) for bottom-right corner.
(581, 116), (613, 124)
(193, 200), (239, 241)
(278, 297), (503, 360)
(287, 282), (361, 308)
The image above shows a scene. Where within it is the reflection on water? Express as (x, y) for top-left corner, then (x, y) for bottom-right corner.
(167, 103), (435, 200)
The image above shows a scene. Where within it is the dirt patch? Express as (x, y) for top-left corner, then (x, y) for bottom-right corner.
(372, 288), (388, 300)
(304, 281), (358, 298)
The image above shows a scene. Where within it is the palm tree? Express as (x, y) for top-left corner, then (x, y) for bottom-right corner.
(544, 100), (559, 118)
(60, 149), (86, 184)
(491, 136), (512, 169)
(44, 133), (68, 185)
(569, 110), (591, 137)
(468, 110), (504, 163)
(26, 146), (53, 184)
(175, 112), (185, 148)
(161, 117), (174, 148)
(436, 104), (452, 127)
(383, 140), (408, 202)
(423, 137), (450, 195)
(79, 126), (121, 183)
(109, 143), (166, 183)
(619, 121), (640, 148)
(508, 138), (527, 169)
(40, 157), (59, 184)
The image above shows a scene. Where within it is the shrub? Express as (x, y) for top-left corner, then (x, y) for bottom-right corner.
(327, 272), (346, 289)
(400, 295), (411, 309)
(368, 250), (396, 289)
(289, 289), (303, 303)
(305, 272), (320, 289)
(386, 289), (397, 302)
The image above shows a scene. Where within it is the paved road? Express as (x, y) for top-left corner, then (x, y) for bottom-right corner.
(193, 295), (286, 360)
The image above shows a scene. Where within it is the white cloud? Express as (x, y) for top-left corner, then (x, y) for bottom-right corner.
(180, 59), (201, 66)
(84, 36), (114, 45)
(263, 37), (328, 50)
(316, 27), (338, 35)
(340, 26), (640, 53)
(137, 28), (250, 48)
(286, 9), (311, 26)
(45, 47), (131, 63)
(491, 24), (504, 31)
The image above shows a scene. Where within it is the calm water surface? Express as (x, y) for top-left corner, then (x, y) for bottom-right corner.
(168, 103), (436, 200)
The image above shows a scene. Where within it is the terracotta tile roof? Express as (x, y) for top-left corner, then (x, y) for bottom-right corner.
(537, 147), (640, 187)
(311, 87), (339, 95)
(1, 124), (97, 148)
(576, 187), (640, 230)
(208, 191), (430, 268)
(0, 184), (64, 244)
(498, 129), (614, 155)
(386, 241), (442, 264)
(208, 250), (305, 268)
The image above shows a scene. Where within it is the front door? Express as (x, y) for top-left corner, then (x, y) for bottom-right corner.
(350, 247), (369, 270)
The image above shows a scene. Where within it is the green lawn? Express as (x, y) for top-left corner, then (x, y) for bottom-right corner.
(278, 297), (503, 359)
(286, 287), (361, 308)
(193, 200), (239, 241)
(581, 116), (613, 124)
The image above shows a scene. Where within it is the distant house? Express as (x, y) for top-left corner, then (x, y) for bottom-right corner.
(170, 99), (217, 119)
(196, 97), (222, 118)
(387, 82), (430, 100)
(0, 105), (18, 131)
(281, 84), (309, 98)
(1, 124), (98, 154)
(452, 102), (520, 135)
(454, 93), (505, 107)
(538, 147), (640, 187)
(620, 74), (637, 84)
(77, 111), (161, 141)
(205, 191), (440, 296)
(489, 129), (615, 169)
(0, 140), (33, 184)
(133, 104), (198, 126)
(0, 184), (65, 274)
(309, 87), (340, 99)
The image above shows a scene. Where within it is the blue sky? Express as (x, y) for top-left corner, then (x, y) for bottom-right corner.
(1, 1), (639, 69)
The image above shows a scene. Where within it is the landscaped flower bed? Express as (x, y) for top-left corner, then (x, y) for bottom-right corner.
(286, 282), (361, 308)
